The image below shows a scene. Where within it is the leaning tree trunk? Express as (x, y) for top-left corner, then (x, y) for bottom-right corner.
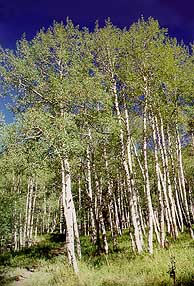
(159, 115), (178, 239)
(167, 127), (184, 233)
(176, 126), (194, 239)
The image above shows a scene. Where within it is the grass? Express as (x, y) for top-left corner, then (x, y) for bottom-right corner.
(0, 232), (194, 286)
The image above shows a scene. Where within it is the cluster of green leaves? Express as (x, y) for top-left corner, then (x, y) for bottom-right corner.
(0, 17), (194, 253)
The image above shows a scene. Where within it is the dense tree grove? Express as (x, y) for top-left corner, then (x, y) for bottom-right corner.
(0, 18), (194, 273)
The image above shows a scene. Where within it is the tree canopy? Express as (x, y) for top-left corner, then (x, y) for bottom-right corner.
(0, 17), (194, 272)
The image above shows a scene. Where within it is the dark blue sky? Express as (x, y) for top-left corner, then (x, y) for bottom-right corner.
(0, 0), (194, 48)
(0, 0), (194, 122)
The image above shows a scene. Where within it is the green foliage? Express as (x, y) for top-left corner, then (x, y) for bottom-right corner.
(0, 16), (194, 284)
(1, 234), (194, 286)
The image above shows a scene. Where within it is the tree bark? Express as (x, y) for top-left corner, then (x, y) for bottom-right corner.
(61, 157), (79, 273)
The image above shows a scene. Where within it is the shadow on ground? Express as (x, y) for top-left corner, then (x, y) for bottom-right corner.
(0, 270), (18, 286)
(0, 233), (66, 265)
(0, 233), (66, 285)
(100, 276), (194, 286)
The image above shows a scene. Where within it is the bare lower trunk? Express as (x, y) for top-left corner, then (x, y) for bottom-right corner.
(112, 77), (143, 253)
(123, 95), (143, 249)
(191, 133), (194, 152)
(143, 86), (153, 255)
(160, 116), (178, 239)
(176, 127), (194, 238)
(86, 130), (97, 242)
(99, 210), (109, 254)
(30, 181), (37, 240)
(155, 117), (172, 235)
(24, 178), (34, 247)
(168, 128), (184, 233)
(152, 114), (165, 247)
(72, 201), (81, 259)
(61, 157), (79, 273)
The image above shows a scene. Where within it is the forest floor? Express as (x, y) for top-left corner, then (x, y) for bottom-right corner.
(0, 232), (194, 286)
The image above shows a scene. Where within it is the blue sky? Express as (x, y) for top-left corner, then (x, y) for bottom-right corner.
(0, 0), (194, 122)
(0, 0), (194, 48)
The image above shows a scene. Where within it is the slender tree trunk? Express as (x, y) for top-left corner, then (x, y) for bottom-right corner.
(153, 211), (161, 245)
(24, 179), (31, 247)
(61, 157), (79, 273)
(159, 116), (178, 239)
(112, 77), (143, 253)
(104, 147), (115, 242)
(30, 181), (37, 240)
(72, 202), (82, 259)
(123, 95), (143, 248)
(167, 128), (184, 233)
(188, 183), (194, 224)
(176, 127), (194, 238)
(27, 177), (34, 246)
(191, 132), (194, 152)
(142, 91), (154, 254)
(155, 116), (172, 235)
(86, 129), (97, 242)
(60, 197), (65, 234)
(151, 114), (165, 247)
(99, 210), (109, 254)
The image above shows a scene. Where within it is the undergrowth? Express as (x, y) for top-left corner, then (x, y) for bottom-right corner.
(0, 232), (194, 286)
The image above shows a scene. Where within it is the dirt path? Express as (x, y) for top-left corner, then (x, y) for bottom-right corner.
(2, 245), (66, 286)
(12, 270), (35, 286)
(13, 270), (34, 286)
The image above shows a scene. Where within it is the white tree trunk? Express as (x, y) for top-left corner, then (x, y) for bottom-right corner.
(176, 127), (194, 238)
(86, 129), (97, 242)
(142, 92), (153, 255)
(151, 114), (165, 247)
(61, 158), (79, 273)
(112, 78), (143, 253)
(159, 116), (178, 238)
